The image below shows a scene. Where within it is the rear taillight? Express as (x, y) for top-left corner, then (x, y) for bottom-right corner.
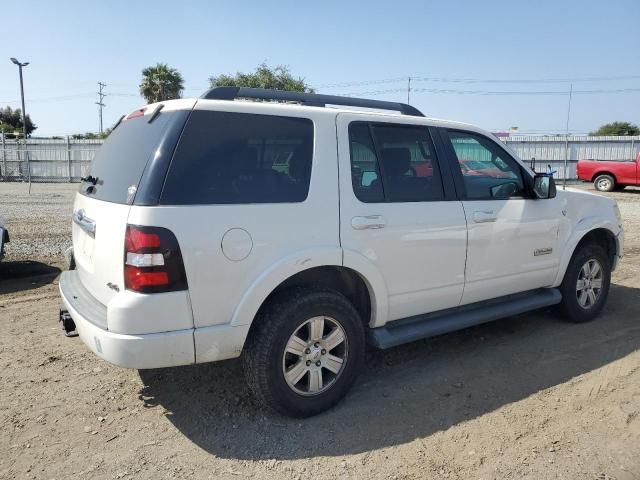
(124, 225), (187, 293)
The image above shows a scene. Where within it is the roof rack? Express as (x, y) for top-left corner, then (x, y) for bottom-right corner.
(201, 87), (424, 117)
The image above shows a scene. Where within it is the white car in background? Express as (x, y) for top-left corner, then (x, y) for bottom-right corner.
(0, 213), (9, 261)
(59, 88), (624, 417)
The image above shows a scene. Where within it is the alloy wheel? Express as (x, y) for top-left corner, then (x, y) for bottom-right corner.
(282, 316), (348, 396)
(576, 258), (603, 309)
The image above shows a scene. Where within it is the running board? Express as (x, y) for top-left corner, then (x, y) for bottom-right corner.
(368, 288), (562, 349)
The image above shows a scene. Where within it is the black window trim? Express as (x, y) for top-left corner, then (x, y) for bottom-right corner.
(438, 127), (535, 201)
(347, 120), (454, 204)
(135, 109), (192, 206)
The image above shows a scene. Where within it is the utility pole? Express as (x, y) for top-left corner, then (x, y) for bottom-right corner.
(563, 83), (573, 190)
(96, 82), (107, 134)
(10, 57), (31, 193)
(407, 76), (412, 104)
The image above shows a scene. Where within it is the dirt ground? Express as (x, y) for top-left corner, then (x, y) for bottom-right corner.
(1, 183), (639, 480)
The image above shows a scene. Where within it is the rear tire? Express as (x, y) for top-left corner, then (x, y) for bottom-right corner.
(558, 243), (611, 323)
(243, 287), (365, 417)
(594, 174), (615, 192)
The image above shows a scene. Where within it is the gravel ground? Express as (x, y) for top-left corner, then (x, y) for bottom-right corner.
(1, 182), (639, 480)
(0, 182), (75, 262)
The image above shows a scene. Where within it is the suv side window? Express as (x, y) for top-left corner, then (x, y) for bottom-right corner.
(349, 122), (445, 203)
(444, 130), (525, 200)
(161, 111), (313, 205)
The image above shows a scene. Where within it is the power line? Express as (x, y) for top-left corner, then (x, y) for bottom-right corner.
(5, 86), (637, 105)
(317, 77), (408, 89)
(317, 74), (640, 89)
(106, 72), (640, 93)
(0, 93), (95, 104)
(413, 74), (640, 84)
(96, 82), (107, 134)
(340, 87), (640, 97)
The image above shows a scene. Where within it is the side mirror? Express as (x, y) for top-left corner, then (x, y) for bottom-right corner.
(533, 174), (556, 199)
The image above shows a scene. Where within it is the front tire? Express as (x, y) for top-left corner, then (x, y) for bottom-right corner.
(243, 287), (365, 417)
(594, 174), (615, 192)
(558, 244), (611, 323)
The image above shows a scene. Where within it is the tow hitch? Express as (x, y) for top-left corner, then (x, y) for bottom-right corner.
(59, 309), (78, 337)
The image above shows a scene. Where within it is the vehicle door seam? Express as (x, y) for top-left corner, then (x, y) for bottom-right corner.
(459, 201), (469, 305)
(335, 113), (343, 264)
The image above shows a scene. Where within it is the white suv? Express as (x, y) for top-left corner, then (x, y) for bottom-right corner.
(59, 88), (624, 417)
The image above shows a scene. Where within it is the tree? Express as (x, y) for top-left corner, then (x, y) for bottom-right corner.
(71, 129), (111, 140)
(590, 122), (640, 136)
(139, 63), (184, 104)
(209, 63), (314, 93)
(0, 106), (36, 137)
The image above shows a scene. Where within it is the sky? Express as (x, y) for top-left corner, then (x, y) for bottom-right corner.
(1, 0), (639, 137)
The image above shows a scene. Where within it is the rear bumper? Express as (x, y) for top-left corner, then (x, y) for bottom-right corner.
(59, 270), (195, 369)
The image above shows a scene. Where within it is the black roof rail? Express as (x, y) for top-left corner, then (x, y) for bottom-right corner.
(200, 87), (425, 117)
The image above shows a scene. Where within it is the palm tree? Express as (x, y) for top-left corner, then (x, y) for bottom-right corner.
(139, 63), (184, 104)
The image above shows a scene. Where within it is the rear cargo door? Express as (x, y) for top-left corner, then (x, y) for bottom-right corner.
(73, 100), (194, 307)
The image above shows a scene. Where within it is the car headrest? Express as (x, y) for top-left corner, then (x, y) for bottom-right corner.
(381, 148), (411, 176)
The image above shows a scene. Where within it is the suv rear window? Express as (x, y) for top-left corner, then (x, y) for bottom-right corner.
(80, 111), (182, 204)
(161, 111), (314, 205)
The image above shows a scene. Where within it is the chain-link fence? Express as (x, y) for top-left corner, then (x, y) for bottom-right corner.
(0, 137), (102, 182)
(1, 135), (638, 183)
(505, 135), (639, 180)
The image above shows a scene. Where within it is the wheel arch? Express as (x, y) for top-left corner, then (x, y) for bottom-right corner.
(554, 224), (619, 286)
(591, 171), (617, 183)
(229, 248), (387, 330)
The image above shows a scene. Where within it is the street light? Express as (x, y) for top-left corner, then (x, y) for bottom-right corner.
(10, 57), (31, 192)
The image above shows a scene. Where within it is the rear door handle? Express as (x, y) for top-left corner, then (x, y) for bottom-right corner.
(352, 215), (386, 230)
(472, 210), (497, 223)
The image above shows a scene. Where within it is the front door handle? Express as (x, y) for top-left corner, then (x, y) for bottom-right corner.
(352, 215), (386, 230)
(472, 210), (497, 223)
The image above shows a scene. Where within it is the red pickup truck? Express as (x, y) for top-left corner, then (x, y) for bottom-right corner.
(577, 153), (640, 192)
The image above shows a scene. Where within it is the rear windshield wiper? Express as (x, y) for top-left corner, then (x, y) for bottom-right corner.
(80, 175), (98, 185)
(111, 115), (125, 132)
(80, 175), (99, 194)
